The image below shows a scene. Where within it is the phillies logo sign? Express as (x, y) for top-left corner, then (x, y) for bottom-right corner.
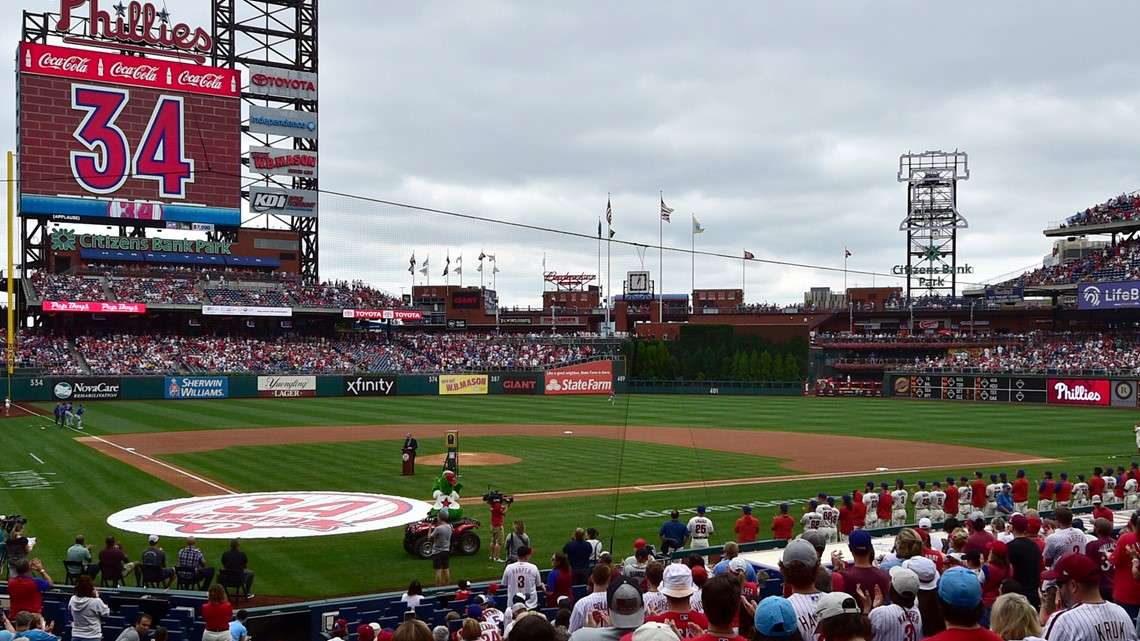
(57, 0), (213, 56)
(1047, 379), (1110, 406)
(107, 492), (431, 538)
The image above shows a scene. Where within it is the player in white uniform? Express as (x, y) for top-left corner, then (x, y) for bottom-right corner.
(957, 477), (973, 520)
(912, 481), (931, 522)
(687, 505), (714, 549)
(984, 474), (1001, 517)
(1134, 422), (1140, 455)
(1104, 473), (1118, 504)
(1072, 474), (1091, 508)
(500, 547), (543, 610)
(1124, 478), (1139, 511)
(890, 481), (909, 527)
(818, 498), (840, 543)
(862, 488), (879, 531)
(929, 481), (947, 523)
(801, 501), (824, 534)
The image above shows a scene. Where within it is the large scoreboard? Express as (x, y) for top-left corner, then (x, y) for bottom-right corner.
(889, 374), (1137, 407)
(17, 41), (242, 227)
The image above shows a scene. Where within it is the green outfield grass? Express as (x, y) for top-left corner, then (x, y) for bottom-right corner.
(1, 395), (1134, 598)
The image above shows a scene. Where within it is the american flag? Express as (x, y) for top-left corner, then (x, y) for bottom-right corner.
(660, 197), (673, 222)
(606, 198), (613, 226)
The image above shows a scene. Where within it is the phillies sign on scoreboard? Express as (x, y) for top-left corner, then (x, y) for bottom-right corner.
(1046, 379), (1111, 406)
(18, 38), (241, 227)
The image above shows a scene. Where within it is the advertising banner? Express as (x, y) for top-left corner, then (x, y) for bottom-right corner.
(344, 376), (397, 397)
(44, 301), (145, 314)
(248, 106), (318, 139)
(247, 64), (318, 101)
(203, 305), (292, 317)
(342, 309), (424, 321)
(544, 361), (613, 395)
(1111, 380), (1137, 408)
(499, 317), (532, 325)
(501, 375), (539, 395)
(53, 377), (122, 400)
(257, 375), (316, 398)
(450, 291), (480, 309)
(439, 375), (488, 396)
(1046, 379), (1111, 406)
(1078, 281), (1140, 310)
(249, 146), (318, 178)
(248, 186), (318, 218)
(165, 377), (229, 399)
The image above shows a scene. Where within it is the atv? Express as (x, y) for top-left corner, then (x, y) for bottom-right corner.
(403, 517), (482, 559)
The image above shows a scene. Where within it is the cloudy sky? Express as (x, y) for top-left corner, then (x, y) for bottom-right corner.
(5, 1), (1140, 308)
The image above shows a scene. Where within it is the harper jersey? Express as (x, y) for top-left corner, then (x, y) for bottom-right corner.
(501, 560), (542, 609)
(786, 592), (823, 641)
(891, 489), (909, 512)
(868, 603), (922, 641)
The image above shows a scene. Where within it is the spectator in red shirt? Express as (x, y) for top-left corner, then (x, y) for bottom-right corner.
(1110, 509), (1140, 620)
(645, 564), (708, 637)
(770, 504), (794, 541)
(734, 506), (759, 543)
(964, 512), (996, 555)
(6, 557), (52, 618)
(1092, 495), (1114, 522)
(202, 584), (234, 641)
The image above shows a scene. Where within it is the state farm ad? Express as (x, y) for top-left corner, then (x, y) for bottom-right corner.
(544, 361), (613, 395)
(257, 375), (317, 398)
(1047, 378), (1110, 406)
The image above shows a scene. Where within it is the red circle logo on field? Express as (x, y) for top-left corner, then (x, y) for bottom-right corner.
(107, 492), (431, 539)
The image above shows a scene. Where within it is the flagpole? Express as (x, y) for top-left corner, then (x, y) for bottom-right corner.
(845, 248), (851, 333)
(597, 217), (602, 319)
(659, 191), (664, 323)
(606, 195), (612, 332)
(690, 215), (695, 304)
(742, 250), (746, 297)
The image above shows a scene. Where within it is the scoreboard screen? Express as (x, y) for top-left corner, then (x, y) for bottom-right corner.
(890, 374), (1051, 404)
(17, 42), (241, 227)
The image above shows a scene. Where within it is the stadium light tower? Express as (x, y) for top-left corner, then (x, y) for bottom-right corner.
(897, 150), (970, 301)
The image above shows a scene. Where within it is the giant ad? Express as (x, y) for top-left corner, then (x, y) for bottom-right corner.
(18, 41), (241, 227)
(544, 361), (613, 395)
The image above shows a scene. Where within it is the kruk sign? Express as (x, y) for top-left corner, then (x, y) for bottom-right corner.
(1046, 378), (1111, 406)
(45, 301), (145, 314)
(106, 491), (430, 539)
(257, 375), (316, 398)
(544, 361), (613, 395)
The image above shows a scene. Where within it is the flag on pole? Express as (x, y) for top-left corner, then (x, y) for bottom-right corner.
(609, 228), (616, 238)
(478, 251), (486, 261)
(744, 250), (755, 260)
(443, 252), (450, 277)
(408, 252), (416, 274)
(845, 248), (852, 258)
(419, 256), (429, 275)
(598, 219), (602, 239)
(477, 262), (483, 273)
(455, 254), (462, 275)
(606, 198), (613, 226)
(660, 197), (673, 222)
(488, 254), (496, 262)
(693, 215), (705, 234)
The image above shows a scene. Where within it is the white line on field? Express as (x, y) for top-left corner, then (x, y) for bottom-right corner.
(82, 432), (236, 495)
(29, 453), (44, 464)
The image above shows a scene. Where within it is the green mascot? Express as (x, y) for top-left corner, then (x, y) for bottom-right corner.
(428, 469), (464, 520)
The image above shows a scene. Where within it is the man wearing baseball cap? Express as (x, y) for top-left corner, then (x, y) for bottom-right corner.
(687, 506), (713, 550)
(839, 531), (889, 605)
(1041, 552), (1134, 640)
(770, 504), (794, 541)
(1092, 495), (1114, 523)
(815, 592), (870, 641)
(752, 597), (798, 641)
(644, 564), (708, 633)
(925, 566), (1001, 640)
(1012, 470), (1029, 514)
(712, 542), (758, 584)
(1109, 510), (1140, 621)
(734, 505), (759, 543)
(780, 539), (823, 641)
(568, 576), (644, 641)
(870, 567), (922, 641)
(1005, 514), (1041, 609)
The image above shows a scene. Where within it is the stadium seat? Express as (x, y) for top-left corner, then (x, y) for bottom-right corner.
(218, 568), (249, 604)
(140, 564), (168, 589)
(63, 560), (85, 585)
(175, 565), (200, 591)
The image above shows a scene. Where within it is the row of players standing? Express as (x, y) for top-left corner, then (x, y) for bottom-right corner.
(791, 466), (1139, 543)
(51, 402), (84, 429)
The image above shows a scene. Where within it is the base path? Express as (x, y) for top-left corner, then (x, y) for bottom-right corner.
(78, 424), (1053, 498)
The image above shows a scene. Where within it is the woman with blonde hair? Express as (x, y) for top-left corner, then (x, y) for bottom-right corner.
(201, 583), (234, 641)
(460, 618), (484, 641)
(892, 528), (924, 560)
(989, 592), (1043, 641)
(393, 620), (433, 641)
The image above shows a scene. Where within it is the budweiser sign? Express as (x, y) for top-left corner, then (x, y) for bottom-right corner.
(1047, 378), (1110, 406)
(57, 0), (213, 56)
(44, 301), (146, 314)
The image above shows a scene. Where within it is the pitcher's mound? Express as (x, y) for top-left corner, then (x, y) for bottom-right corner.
(418, 452), (521, 467)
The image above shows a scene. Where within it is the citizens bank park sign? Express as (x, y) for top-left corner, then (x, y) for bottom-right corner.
(107, 492), (431, 538)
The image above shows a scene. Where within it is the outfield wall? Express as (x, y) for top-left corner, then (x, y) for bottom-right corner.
(7, 359), (627, 402)
(884, 372), (1140, 408)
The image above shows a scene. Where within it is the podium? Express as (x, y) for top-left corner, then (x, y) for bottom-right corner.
(401, 447), (416, 476)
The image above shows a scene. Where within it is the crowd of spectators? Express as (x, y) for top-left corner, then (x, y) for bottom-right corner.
(74, 334), (183, 374)
(898, 331), (1140, 374)
(109, 277), (202, 305)
(29, 272), (106, 302)
(1000, 239), (1140, 288)
(1060, 190), (1140, 228)
(204, 288), (292, 308)
(180, 335), (356, 373)
(293, 280), (412, 310)
(3, 330), (83, 373)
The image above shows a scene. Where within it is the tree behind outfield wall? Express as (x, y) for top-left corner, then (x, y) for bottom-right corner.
(623, 325), (807, 382)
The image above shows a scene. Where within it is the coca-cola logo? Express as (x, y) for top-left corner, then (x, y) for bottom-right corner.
(250, 73), (316, 92)
(110, 61), (158, 82)
(39, 52), (90, 73)
(178, 70), (225, 90)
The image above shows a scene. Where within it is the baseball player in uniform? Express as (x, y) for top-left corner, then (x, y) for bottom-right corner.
(817, 497), (839, 543)
(943, 477), (959, 518)
(956, 476), (973, 520)
(984, 474), (1000, 517)
(801, 501), (824, 535)
(890, 480), (908, 527)
(877, 483), (893, 529)
(912, 481), (931, 522)
(1055, 472), (1073, 508)
(1072, 474), (1091, 508)
(687, 505), (714, 549)
(1134, 421), (1140, 455)
(1124, 477), (1139, 511)
(1038, 471), (1056, 512)
(1103, 471), (1118, 503)
(1012, 470), (1030, 514)
(862, 488), (879, 531)
(929, 480), (946, 523)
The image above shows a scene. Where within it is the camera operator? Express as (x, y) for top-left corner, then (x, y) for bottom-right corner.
(483, 491), (514, 563)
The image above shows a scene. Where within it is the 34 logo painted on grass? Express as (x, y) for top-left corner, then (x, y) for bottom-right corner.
(107, 492), (431, 539)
